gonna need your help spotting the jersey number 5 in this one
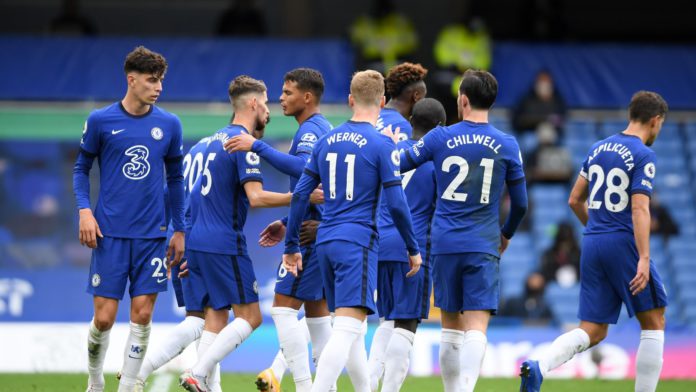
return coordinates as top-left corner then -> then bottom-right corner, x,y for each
441,156 -> 494,204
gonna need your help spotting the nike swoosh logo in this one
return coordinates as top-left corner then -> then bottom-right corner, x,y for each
157,278 -> 167,283
111,129 -> 126,135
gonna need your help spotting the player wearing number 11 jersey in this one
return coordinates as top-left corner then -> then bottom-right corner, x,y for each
520,91 -> 669,392
401,70 -> 528,392
284,70 -> 421,392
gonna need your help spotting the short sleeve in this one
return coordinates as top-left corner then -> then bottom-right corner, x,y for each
631,151 -> 656,197
579,152 -> 591,179
379,138 -> 402,188
80,112 -> 101,156
294,122 -> 320,156
167,115 -> 184,159
237,151 -> 264,184
505,137 -> 525,183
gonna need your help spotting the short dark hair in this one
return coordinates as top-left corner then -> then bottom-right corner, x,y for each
124,46 -> 167,78
459,69 -> 498,110
411,98 -> 446,134
228,75 -> 267,109
385,62 -> 428,98
284,68 -> 325,101
629,91 -> 668,124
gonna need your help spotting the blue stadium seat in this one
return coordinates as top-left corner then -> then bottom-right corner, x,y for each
597,120 -> 627,139
545,282 -> 580,324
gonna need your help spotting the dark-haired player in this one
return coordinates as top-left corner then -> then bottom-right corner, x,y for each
399,70 -> 528,392
73,46 -> 186,392
519,91 -> 668,392
178,75 -> 320,392
225,68 -> 333,392
368,61 -> 428,390
371,98 -> 445,392
375,62 -> 428,142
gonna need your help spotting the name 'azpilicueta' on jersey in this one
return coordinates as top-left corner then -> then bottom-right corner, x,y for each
588,142 -> 635,171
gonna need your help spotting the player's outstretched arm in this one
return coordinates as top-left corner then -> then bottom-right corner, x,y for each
243,181 -> 292,208
568,175 -> 590,226
225,133 -> 308,178
630,193 -> 651,295
500,179 -> 529,254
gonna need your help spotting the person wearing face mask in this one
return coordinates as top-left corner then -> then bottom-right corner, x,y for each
511,70 -> 567,138
500,272 -> 554,325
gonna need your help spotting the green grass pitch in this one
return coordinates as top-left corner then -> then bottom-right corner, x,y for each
0,373 -> 694,391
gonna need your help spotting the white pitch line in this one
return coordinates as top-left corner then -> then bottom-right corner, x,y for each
148,373 -> 175,392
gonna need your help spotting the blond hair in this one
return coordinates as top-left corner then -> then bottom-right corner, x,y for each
350,70 -> 385,107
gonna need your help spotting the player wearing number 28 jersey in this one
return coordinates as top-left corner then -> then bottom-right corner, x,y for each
520,91 -> 669,392
401,70 -> 528,392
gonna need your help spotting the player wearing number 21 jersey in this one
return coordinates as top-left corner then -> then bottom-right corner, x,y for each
400,70 -> 528,392
520,91 -> 669,392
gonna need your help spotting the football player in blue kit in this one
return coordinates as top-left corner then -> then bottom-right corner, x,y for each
178,75 -> 320,392
399,70 -> 528,392
519,91 -> 669,392
73,46 -> 186,392
374,62 -> 428,143
225,68 -> 333,392
283,70 -> 422,392
134,136 -> 226,392
368,61 -> 429,391
372,98 -> 446,392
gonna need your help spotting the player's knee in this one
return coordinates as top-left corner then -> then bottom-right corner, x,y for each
245,313 -> 262,330
93,315 -> 115,331
130,308 -> 153,325
394,319 -> 419,334
589,328 -> 608,346
638,309 -> 666,330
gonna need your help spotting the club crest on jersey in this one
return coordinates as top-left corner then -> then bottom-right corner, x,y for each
391,150 -> 401,166
644,162 -> 656,178
253,280 -> 259,294
301,133 -> 317,143
151,127 -> 163,140
91,273 -> 101,287
246,152 -> 260,165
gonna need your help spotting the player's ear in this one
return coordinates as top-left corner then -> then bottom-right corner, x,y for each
304,91 -> 312,104
348,94 -> 355,108
126,73 -> 136,87
379,95 -> 386,108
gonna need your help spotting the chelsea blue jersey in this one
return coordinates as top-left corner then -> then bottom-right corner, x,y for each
288,113 -> 332,221
187,125 -> 264,255
403,121 -> 525,257
580,133 -> 656,235
378,139 -> 436,263
166,137 -> 211,236
376,108 -> 412,142
305,121 -> 403,250
79,102 -> 183,238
